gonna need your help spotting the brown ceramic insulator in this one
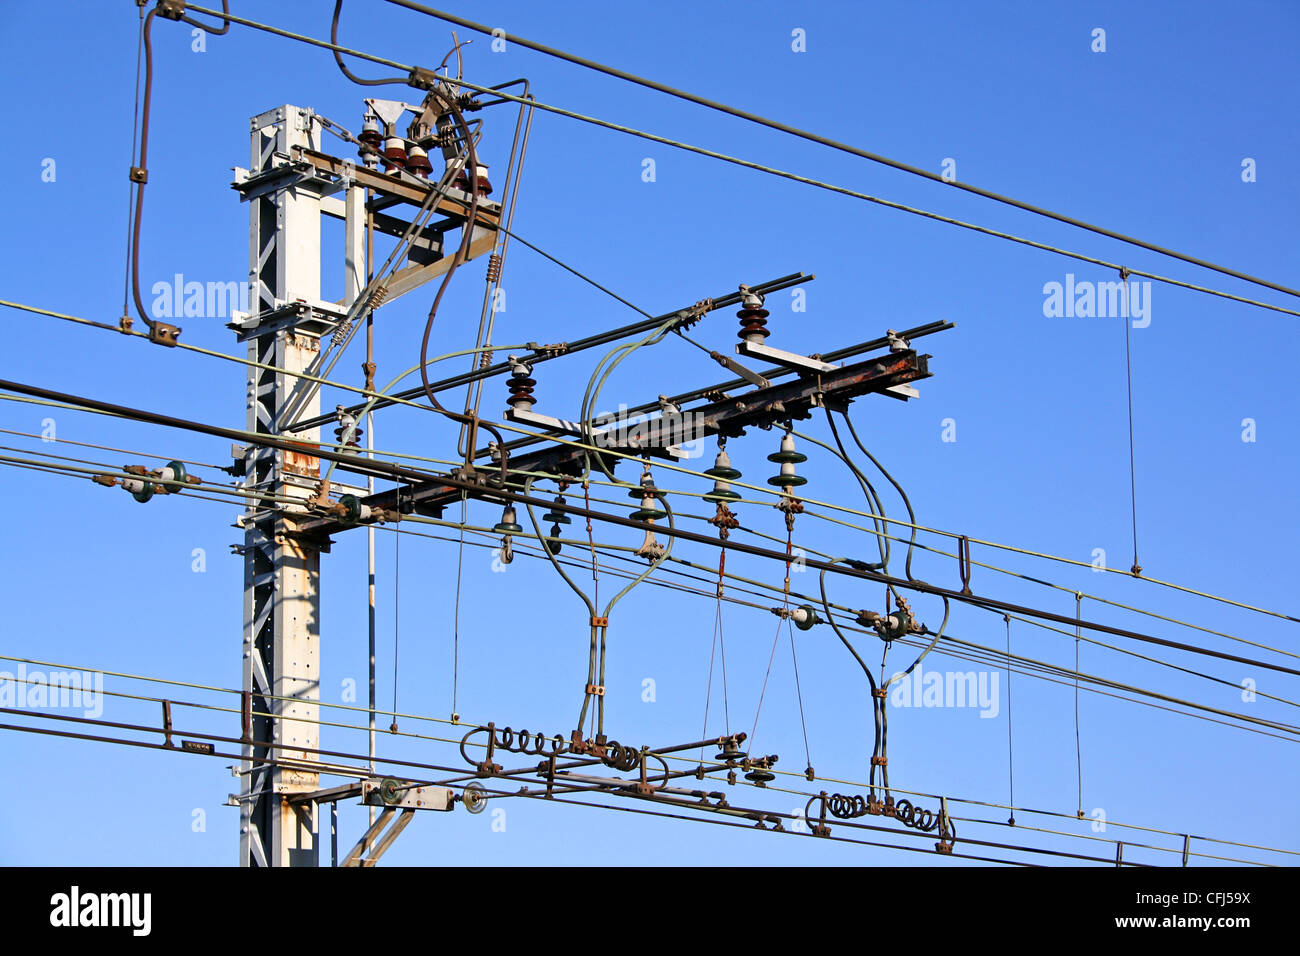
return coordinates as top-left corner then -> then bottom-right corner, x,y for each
506,375 -> 536,409
382,138 -> 407,173
455,168 -> 494,197
358,127 -> 382,165
736,303 -> 771,342
405,146 -> 433,178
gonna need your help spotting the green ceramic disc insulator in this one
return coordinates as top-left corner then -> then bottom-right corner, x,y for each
767,451 -> 807,465
794,605 -> 821,631
162,460 -> 188,488
339,494 -> 362,524
704,488 -> 742,502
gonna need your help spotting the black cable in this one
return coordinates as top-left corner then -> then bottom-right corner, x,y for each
4,374 -> 1298,676
383,0 -> 1300,303
180,0 -> 230,36
1075,593 -> 1084,817
414,102 -> 512,479
330,0 -> 406,86
179,3 -> 1300,321
1122,274 -> 1141,575
391,522 -> 400,732
841,410 -> 918,582
120,3 -> 145,324
824,410 -> 890,571
1005,614 -> 1015,826
128,3 -> 231,333
128,8 -> 159,331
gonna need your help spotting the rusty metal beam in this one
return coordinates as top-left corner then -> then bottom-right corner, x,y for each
291,145 -> 501,223
299,348 -> 930,537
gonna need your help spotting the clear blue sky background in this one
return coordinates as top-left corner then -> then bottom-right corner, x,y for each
0,1 -> 1295,865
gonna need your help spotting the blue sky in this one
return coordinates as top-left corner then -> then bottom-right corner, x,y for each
0,0 -> 1296,866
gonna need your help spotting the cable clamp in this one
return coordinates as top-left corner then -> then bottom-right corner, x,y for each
957,534 -> 973,595
590,616 -> 609,628
407,66 -> 440,91
871,756 -> 888,767
845,558 -> 883,572
157,0 -> 186,21
129,166 -> 148,184
525,341 -> 568,357
149,321 -> 181,347
584,683 -> 605,697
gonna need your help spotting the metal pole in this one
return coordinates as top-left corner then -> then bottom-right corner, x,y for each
366,363 -> 376,827
239,104 -> 325,867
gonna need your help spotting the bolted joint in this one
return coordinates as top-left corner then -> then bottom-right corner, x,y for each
406,66 -> 440,91
791,605 -> 821,630
148,321 -> 181,347
874,607 -> 912,642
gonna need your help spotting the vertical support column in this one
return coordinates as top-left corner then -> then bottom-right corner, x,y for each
342,178 -> 378,825
240,105 -> 324,867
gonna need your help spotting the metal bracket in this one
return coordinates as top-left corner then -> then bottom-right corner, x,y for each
340,807 -> 415,867
361,778 -> 455,811
149,322 -> 181,347
407,66 -> 440,91
737,339 -> 838,374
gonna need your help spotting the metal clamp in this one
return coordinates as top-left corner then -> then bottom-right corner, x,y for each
149,321 -> 181,347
